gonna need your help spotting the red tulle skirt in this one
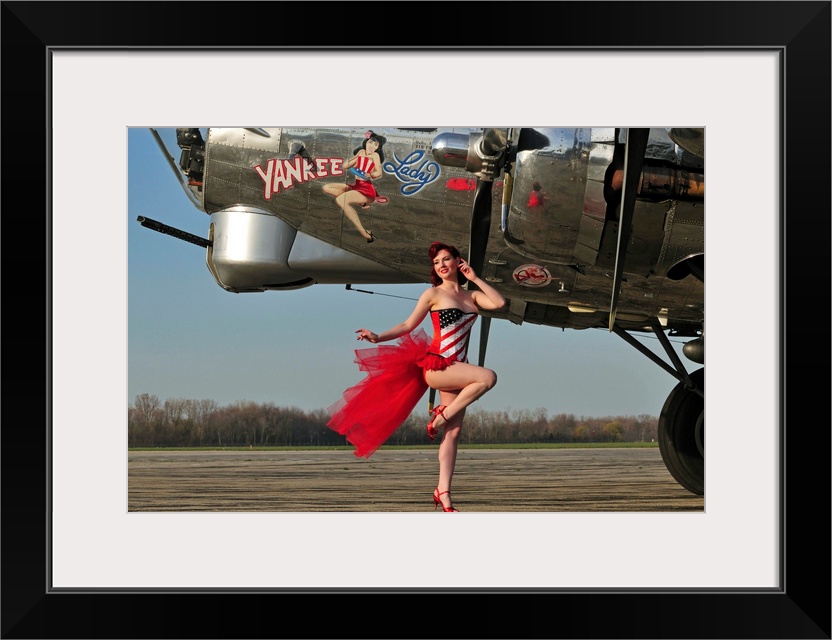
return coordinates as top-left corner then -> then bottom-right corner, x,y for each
327,329 -> 455,458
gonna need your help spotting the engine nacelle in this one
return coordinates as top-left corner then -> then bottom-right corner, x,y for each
503,127 -> 704,278
431,128 -> 508,181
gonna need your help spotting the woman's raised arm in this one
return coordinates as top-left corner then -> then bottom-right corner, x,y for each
459,260 -> 506,311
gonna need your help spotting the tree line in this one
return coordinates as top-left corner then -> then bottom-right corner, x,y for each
128,393 -> 659,448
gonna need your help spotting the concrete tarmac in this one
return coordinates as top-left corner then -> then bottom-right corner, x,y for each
128,447 -> 704,512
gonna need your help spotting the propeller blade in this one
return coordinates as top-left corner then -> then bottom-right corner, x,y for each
467,177 -> 495,369
467,178 -> 493,276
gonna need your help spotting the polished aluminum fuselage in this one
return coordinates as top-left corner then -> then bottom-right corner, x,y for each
192,126 -> 704,334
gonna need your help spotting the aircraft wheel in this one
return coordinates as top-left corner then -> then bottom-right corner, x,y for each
658,367 -> 704,495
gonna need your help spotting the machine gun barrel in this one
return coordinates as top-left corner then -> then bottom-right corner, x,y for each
136,216 -> 212,248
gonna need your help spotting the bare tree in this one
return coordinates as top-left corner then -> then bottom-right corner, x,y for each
131,393 -> 161,446
128,394 -> 660,448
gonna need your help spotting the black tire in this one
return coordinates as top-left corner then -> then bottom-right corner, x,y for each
658,367 -> 704,495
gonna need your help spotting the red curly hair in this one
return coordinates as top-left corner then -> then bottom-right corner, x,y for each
428,241 -> 467,287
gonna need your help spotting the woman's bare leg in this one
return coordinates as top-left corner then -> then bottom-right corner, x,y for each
424,362 -> 497,431
436,389 -> 462,509
322,183 -> 347,198
334,191 -> 372,240
426,363 -> 496,510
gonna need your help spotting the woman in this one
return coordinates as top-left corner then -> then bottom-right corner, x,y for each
326,241 -> 506,511
323,130 -> 387,243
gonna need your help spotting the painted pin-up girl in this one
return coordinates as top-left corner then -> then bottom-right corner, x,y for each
323,130 -> 388,243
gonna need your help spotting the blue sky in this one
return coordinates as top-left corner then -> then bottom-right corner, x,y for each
128,127 -> 691,418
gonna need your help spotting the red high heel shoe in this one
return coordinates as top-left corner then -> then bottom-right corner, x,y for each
432,489 -> 459,512
427,405 -> 447,440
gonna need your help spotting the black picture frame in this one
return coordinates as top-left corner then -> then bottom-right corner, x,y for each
3,1 -> 829,638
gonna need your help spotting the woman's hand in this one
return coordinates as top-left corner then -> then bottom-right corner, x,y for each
356,329 -> 379,343
458,259 -> 477,281
465,261 -> 507,311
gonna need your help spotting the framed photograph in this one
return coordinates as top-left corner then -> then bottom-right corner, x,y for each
5,1 -> 829,638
